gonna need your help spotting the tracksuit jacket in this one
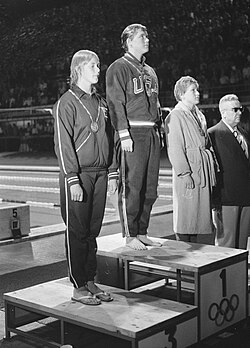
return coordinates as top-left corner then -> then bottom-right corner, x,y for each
106,52 -> 160,131
54,84 -> 118,182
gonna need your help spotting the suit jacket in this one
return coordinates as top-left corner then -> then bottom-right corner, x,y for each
208,120 -> 250,206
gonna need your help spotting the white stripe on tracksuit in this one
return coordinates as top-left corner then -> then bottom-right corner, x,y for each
121,150 -> 130,237
56,101 -> 78,288
55,100 -> 67,175
64,177 -> 78,288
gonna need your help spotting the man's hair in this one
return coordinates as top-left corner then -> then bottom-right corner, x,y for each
70,50 -> 99,86
121,23 -> 147,52
174,76 -> 199,102
219,94 -> 239,113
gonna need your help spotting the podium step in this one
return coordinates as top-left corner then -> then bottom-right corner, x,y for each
3,278 -> 198,348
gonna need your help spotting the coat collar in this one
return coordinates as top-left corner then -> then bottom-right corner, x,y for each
175,101 -> 199,115
218,120 -> 250,162
219,120 -> 249,142
175,101 -> 207,133
218,119 -> 234,133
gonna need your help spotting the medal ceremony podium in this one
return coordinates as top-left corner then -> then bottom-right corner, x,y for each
96,233 -> 248,342
3,232 -> 248,347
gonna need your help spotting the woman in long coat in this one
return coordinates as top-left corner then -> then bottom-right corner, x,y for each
165,76 -> 217,244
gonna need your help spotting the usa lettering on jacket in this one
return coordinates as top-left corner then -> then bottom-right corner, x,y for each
132,74 -> 158,96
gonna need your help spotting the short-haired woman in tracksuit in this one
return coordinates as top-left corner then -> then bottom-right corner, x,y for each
53,50 -> 118,305
106,24 -> 162,250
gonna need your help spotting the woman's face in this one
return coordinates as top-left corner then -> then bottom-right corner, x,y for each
79,57 -> 100,85
181,83 -> 200,107
128,28 -> 149,56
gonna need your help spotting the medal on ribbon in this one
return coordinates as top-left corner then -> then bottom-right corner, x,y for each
91,121 -> 99,133
69,89 -> 101,134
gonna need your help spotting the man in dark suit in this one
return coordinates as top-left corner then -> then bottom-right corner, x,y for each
208,94 -> 250,249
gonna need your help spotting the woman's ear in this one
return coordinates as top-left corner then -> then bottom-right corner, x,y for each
76,65 -> 83,79
127,37 -> 132,50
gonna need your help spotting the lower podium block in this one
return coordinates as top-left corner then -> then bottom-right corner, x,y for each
4,277 -> 198,348
0,202 -> 30,240
138,317 -> 197,348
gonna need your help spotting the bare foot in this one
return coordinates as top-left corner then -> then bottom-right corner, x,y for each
137,234 -> 162,247
126,237 -> 147,250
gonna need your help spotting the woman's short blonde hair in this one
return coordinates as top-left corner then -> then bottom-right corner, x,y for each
121,23 -> 147,52
70,50 -> 99,86
174,76 -> 199,102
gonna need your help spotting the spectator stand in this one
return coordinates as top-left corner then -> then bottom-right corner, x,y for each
0,0 -> 250,111
0,106 -> 53,152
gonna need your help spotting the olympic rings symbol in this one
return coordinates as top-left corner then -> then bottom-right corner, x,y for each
208,294 -> 239,327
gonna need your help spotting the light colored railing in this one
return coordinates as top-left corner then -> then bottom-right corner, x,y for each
0,81 -> 249,118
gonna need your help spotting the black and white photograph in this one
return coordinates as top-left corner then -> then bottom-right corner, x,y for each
0,1 -> 250,347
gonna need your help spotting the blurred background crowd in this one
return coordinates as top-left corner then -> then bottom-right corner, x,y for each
0,0 -> 249,144
0,0 -> 249,108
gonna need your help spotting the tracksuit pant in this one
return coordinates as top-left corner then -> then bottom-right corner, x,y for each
59,169 -> 107,288
118,127 -> 160,237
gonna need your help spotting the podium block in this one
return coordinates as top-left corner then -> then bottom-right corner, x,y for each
199,259 -> 247,339
4,278 -> 198,348
97,234 -> 248,341
0,203 -> 30,240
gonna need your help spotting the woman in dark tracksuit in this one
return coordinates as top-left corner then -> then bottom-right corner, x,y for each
106,24 -> 162,250
53,50 -> 118,305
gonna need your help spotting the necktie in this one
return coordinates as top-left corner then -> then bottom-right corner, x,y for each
233,130 -> 248,157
